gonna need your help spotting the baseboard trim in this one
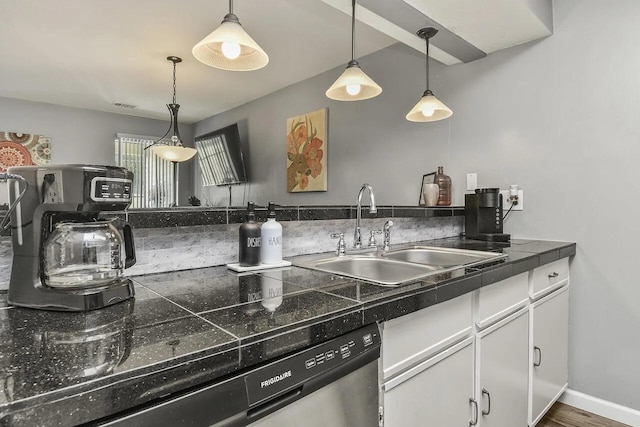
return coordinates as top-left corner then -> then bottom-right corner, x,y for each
559,389 -> 640,426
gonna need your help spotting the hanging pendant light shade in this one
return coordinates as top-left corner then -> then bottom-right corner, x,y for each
406,28 -> 452,122
192,0 -> 268,71
151,56 -> 197,162
326,0 -> 381,101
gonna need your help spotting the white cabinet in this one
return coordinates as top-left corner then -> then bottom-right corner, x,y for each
382,293 -> 473,380
529,287 -> 569,426
380,257 -> 570,427
474,308 -> 530,427
383,338 -> 474,427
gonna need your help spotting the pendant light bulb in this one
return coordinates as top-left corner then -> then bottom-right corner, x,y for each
221,41 -> 241,59
346,84 -> 361,96
406,27 -> 452,123
326,0 -> 381,101
421,106 -> 435,117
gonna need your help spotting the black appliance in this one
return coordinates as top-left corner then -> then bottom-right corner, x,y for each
6,164 -> 136,311
465,188 -> 510,242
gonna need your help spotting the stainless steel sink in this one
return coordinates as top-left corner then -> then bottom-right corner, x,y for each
309,256 -> 439,286
381,246 -> 507,268
291,246 -> 507,287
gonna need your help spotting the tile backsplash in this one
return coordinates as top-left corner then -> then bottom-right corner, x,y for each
0,216 -> 463,289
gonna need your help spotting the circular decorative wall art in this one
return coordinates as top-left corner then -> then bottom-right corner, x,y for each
0,141 -> 33,170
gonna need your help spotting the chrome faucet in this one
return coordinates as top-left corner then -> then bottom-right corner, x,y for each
354,183 -> 377,249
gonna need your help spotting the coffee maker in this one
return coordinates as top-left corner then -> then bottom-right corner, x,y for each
464,188 -> 510,242
7,164 -> 136,311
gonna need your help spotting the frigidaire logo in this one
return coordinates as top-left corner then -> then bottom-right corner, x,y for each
260,370 -> 292,388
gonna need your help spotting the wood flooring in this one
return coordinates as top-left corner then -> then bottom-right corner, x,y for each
537,402 -> 630,427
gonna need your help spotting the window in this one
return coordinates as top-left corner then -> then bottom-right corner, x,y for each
115,134 -> 174,208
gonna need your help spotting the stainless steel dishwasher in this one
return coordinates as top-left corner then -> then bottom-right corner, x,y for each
100,323 -> 381,427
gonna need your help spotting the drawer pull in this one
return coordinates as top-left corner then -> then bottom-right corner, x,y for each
548,272 -> 559,279
534,346 -> 542,367
482,388 -> 491,415
469,397 -> 478,426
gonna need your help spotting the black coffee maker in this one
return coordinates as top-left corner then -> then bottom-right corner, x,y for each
6,164 -> 136,311
464,188 -> 510,242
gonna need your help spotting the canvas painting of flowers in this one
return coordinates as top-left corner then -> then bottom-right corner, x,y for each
286,108 -> 327,192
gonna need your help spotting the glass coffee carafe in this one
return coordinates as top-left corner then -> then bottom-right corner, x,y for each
43,218 -> 136,289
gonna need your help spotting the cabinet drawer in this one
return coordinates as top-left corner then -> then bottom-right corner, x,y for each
476,272 -> 529,330
530,258 -> 569,300
382,293 -> 473,380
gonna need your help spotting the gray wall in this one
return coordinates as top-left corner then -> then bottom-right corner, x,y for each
193,43 -> 451,207
0,97 -> 195,205
194,0 -> 640,411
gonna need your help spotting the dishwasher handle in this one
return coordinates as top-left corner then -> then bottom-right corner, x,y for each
247,386 -> 303,421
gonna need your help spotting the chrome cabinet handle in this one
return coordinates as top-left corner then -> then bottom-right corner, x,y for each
482,388 -> 491,416
469,397 -> 478,426
534,346 -> 542,367
548,272 -> 559,278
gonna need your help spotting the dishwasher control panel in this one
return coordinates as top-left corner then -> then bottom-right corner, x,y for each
245,323 -> 380,406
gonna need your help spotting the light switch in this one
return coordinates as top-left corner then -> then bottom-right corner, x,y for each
466,173 -> 477,191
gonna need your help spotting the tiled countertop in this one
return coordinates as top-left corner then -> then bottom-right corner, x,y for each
0,237 -> 576,426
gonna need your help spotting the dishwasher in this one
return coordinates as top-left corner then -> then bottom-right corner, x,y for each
100,323 -> 381,427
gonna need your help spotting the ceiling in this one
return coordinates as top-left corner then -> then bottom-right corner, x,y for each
0,0 -> 396,123
0,0 -> 552,124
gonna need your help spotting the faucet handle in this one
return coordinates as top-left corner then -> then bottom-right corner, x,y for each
330,233 -> 346,256
383,220 -> 394,251
368,230 -> 383,248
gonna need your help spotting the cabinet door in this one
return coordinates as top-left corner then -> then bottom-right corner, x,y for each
530,287 -> 569,425
476,308 -> 529,427
383,338 -> 474,427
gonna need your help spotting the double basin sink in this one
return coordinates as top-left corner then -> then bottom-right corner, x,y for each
292,246 -> 508,286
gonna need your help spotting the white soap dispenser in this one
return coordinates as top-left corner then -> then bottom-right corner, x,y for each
260,202 -> 283,264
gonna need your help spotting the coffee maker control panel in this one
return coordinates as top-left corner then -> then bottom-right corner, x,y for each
90,177 -> 132,202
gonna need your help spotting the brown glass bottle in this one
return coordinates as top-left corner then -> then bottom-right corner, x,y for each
435,166 -> 452,206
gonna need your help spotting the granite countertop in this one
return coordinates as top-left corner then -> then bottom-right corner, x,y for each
0,237 -> 576,426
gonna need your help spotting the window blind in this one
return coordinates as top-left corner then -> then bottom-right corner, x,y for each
115,134 -> 174,208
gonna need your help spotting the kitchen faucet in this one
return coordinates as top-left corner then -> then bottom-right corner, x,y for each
354,183 -> 377,249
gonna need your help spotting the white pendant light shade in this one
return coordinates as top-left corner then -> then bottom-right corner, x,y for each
406,91 -> 452,122
326,0 -> 381,102
192,12 -> 268,71
152,145 -> 197,162
326,61 -> 382,101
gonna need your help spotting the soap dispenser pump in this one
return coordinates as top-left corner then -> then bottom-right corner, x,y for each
238,201 -> 261,266
260,202 -> 283,265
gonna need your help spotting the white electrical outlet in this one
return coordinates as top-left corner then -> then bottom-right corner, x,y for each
500,189 -> 524,211
466,173 -> 477,191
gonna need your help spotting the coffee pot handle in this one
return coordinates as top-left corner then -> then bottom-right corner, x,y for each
123,223 -> 136,269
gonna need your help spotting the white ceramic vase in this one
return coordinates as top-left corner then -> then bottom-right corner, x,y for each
423,183 -> 440,207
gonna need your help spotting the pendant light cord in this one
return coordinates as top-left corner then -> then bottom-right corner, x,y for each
229,0 -> 233,14
172,61 -> 177,104
425,36 -> 430,92
351,0 -> 356,61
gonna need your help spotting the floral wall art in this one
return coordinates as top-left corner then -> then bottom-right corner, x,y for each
286,108 -> 327,192
0,132 -> 51,172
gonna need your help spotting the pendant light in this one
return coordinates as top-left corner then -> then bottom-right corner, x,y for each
406,28 -> 452,122
192,0 -> 268,71
326,0 -> 381,101
151,56 -> 197,163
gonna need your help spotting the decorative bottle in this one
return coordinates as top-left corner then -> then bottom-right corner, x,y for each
260,202 -> 283,264
435,166 -> 452,206
238,201 -> 261,266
